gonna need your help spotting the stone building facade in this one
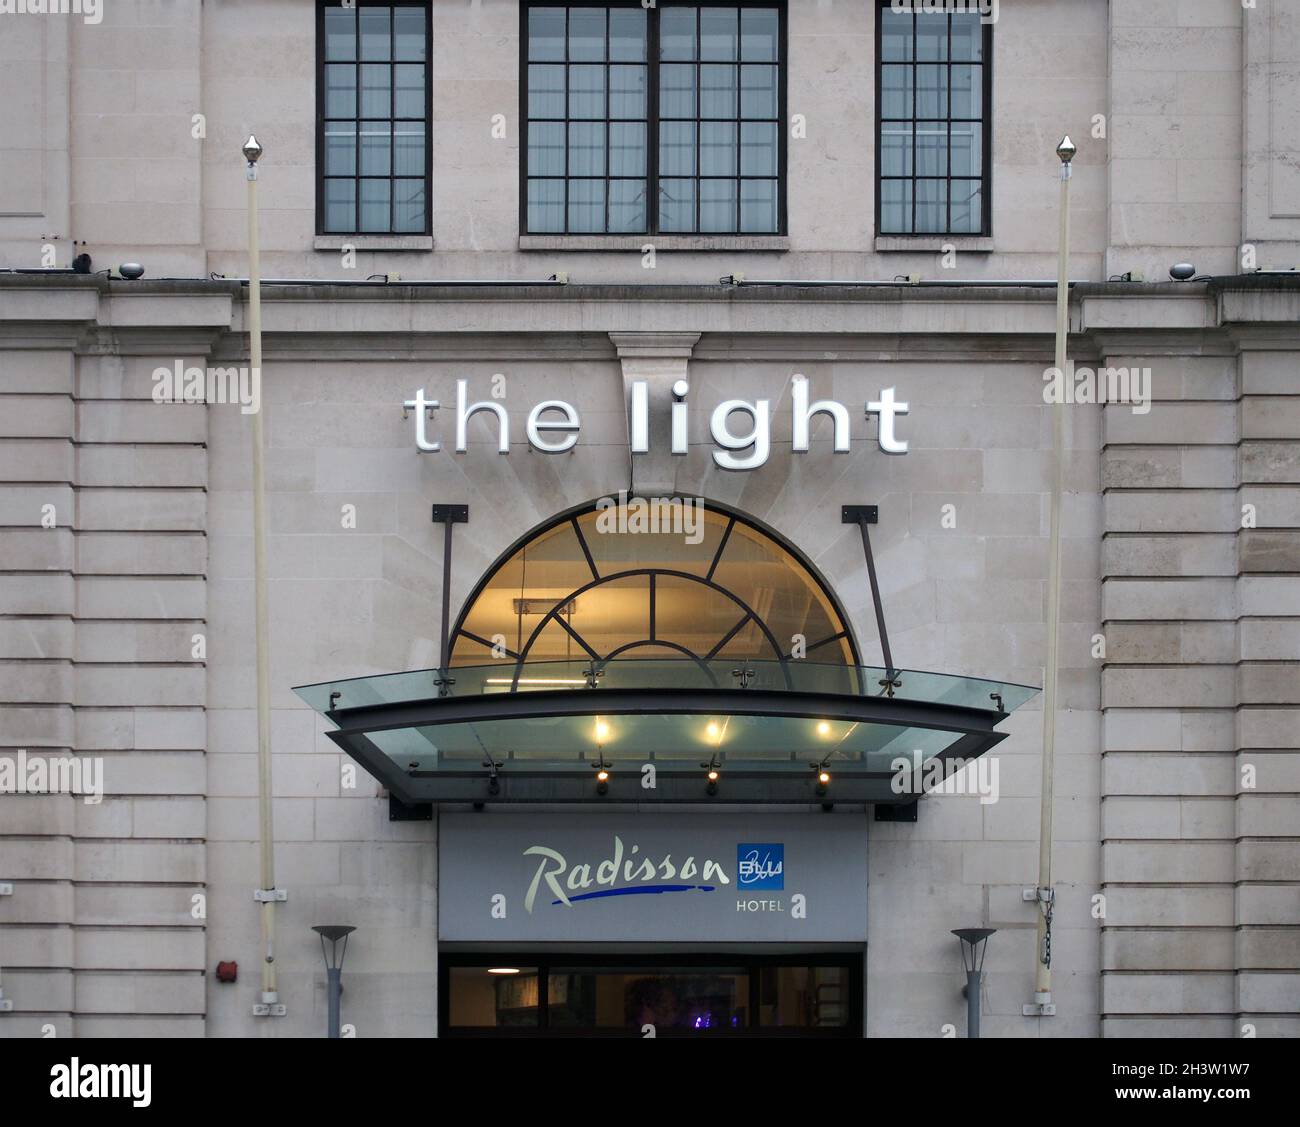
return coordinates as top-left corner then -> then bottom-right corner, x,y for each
0,0 -> 1296,1038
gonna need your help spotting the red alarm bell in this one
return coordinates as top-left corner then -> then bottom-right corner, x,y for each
215,961 -> 238,983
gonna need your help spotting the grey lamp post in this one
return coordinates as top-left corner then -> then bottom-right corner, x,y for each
312,925 -> 355,1038
953,927 -> 996,1039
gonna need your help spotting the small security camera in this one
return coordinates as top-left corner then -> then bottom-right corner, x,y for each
1169,263 -> 1196,281
118,263 -> 145,280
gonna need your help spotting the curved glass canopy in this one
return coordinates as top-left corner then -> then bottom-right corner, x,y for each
296,659 -> 1037,806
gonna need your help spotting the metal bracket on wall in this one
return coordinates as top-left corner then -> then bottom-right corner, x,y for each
0,882 -> 13,896
389,793 -> 433,821
253,1001 -> 288,1017
252,888 -> 287,903
874,801 -> 918,823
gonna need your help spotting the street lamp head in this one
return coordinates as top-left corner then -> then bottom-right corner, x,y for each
312,924 -> 356,970
242,134 -> 263,164
953,927 -> 997,973
1055,135 -> 1076,164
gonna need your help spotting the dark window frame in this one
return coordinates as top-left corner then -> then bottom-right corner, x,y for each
873,1 -> 993,237
315,0 -> 433,236
519,1 -> 788,237
441,951 -> 863,1037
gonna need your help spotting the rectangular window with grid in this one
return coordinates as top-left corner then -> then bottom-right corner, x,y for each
317,2 -> 431,235
876,2 -> 991,236
522,3 -> 785,236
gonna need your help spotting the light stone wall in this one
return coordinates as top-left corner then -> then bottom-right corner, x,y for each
1092,289 -> 1300,1038
0,0 -> 1298,1041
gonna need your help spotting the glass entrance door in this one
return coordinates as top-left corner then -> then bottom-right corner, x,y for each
442,954 -> 861,1036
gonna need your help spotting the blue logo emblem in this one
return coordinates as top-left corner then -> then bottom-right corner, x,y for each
737,843 -> 784,890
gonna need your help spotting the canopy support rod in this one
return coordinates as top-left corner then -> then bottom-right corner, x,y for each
842,506 -> 895,683
431,504 -> 469,686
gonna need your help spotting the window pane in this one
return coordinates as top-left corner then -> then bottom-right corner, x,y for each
610,65 -> 647,119
610,121 -> 647,177
394,7 -> 426,61
325,64 -> 356,118
915,122 -> 947,176
915,178 -> 947,232
951,64 -> 982,119
528,179 -> 565,232
950,122 -> 981,177
700,7 -> 738,60
915,64 -> 947,119
758,966 -> 849,1028
569,64 -> 605,118
359,6 -> 390,60
740,178 -> 777,232
569,7 -> 605,61
395,64 -> 425,118
610,7 -> 647,61
880,65 -> 911,118
568,121 -> 605,176
609,179 -> 647,232
740,65 -> 777,119
529,7 -> 565,61
324,7 -> 355,61
359,121 -> 392,175
323,178 -> 355,232
360,63 -> 391,118
880,7 -> 912,62
529,64 -> 565,118
529,121 -> 565,176
881,122 -> 912,176
660,63 -> 696,118
324,122 -> 356,176
951,14 -> 983,62
880,179 -> 911,233
700,178 -> 737,231
393,123 -> 424,176
951,180 -> 982,234
568,179 -> 606,232
659,121 -> 696,176
393,178 -> 425,231
659,177 -> 697,231
915,13 -> 947,61
661,7 -> 696,60
360,178 -> 391,231
448,967 -> 541,1029
700,121 -> 737,176
700,63 -> 737,118
740,121 -> 776,176
741,8 -> 778,62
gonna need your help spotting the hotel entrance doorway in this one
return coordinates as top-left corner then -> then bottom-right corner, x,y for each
441,953 -> 861,1037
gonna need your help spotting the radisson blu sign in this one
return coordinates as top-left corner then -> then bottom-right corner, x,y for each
438,813 -> 868,943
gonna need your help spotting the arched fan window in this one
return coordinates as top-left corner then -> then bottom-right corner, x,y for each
449,500 -> 857,668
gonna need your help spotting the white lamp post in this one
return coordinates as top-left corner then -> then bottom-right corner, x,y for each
244,134 -> 282,1016
1030,135 -> 1075,1017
